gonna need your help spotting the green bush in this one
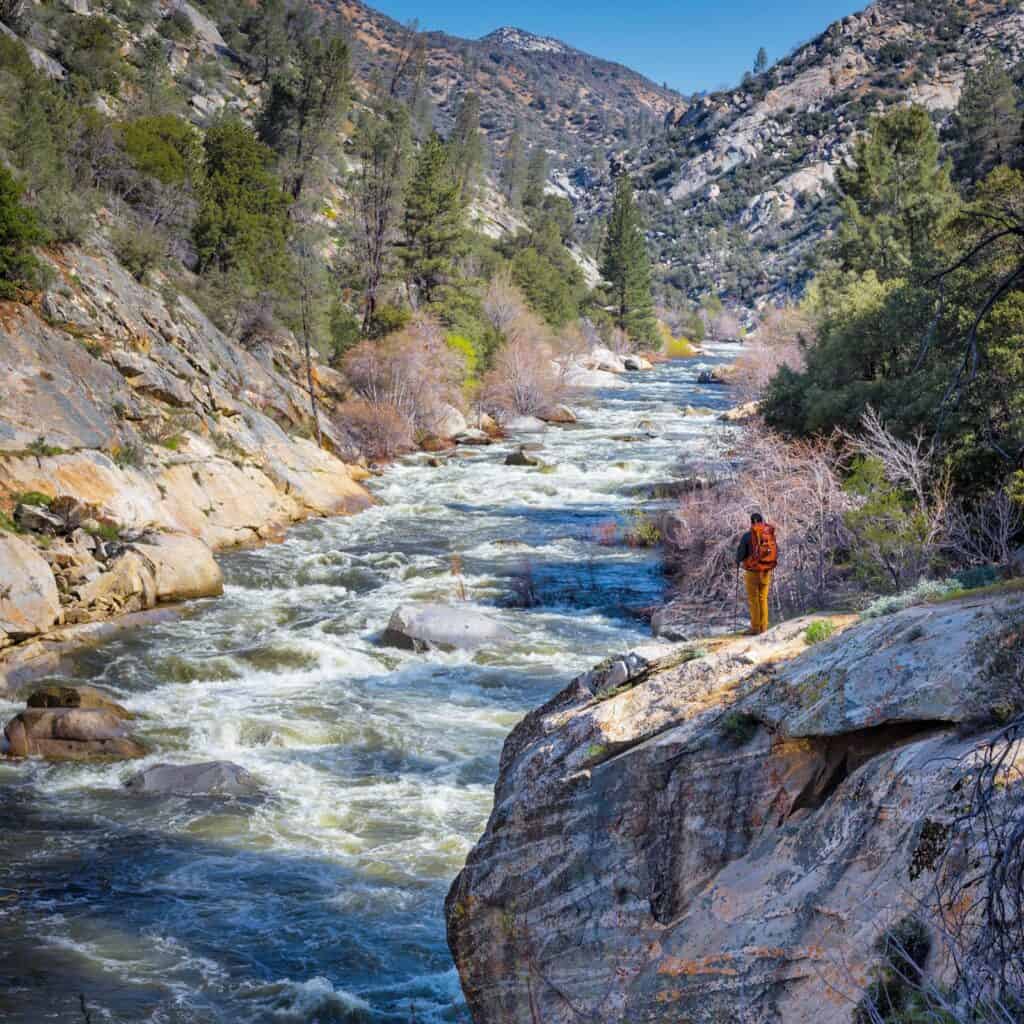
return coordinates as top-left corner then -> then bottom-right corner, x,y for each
57,14 -> 122,95
158,8 -> 194,41
804,620 -> 836,645
720,711 -> 760,746
120,115 -> 200,186
110,222 -> 165,282
0,165 -> 46,299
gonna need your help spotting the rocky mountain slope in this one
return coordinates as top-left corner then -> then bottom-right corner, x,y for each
0,242 -> 371,690
575,0 -> 1024,302
447,590 -> 1024,1022
321,0 -> 681,158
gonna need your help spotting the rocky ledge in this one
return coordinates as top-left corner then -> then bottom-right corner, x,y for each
1,243 -> 372,691
447,590 -> 1024,1023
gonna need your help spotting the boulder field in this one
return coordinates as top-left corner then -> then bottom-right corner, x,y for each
0,244 -> 372,689
446,590 -> 1024,1023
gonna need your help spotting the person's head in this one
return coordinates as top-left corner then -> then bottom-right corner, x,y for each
750,512 -> 764,525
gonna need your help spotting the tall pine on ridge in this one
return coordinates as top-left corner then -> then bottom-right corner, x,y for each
398,132 -> 464,306
600,174 -> 656,344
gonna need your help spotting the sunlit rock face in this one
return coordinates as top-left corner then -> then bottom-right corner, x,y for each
447,593 -> 1024,1023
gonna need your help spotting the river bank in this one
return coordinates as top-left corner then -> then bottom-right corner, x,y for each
0,346 -> 741,1022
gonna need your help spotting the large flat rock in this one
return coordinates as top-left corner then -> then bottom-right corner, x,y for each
447,593 -> 1024,1024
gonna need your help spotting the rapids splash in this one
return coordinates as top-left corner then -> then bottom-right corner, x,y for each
0,347 -> 738,1023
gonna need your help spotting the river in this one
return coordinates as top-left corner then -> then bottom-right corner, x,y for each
0,346 -> 737,1023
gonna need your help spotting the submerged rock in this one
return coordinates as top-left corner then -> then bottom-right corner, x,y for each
125,761 -> 260,797
382,603 -> 510,652
504,447 -> 542,467
446,593 -> 1024,1024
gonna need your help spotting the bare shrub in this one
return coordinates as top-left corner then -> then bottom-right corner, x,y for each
732,305 -> 811,401
840,408 -> 951,591
343,314 -> 465,435
482,272 -> 527,336
665,425 -> 854,621
479,314 -> 565,418
336,398 -> 414,459
948,489 -> 1024,573
710,309 -> 742,341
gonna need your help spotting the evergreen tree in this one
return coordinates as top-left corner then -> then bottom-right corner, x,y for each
835,105 -> 957,282
257,28 -> 349,202
949,55 -> 1020,185
754,47 -> 768,75
398,132 -> 464,306
0,164 -> 45,298
352,97 -> 412,330
193,117 -> 291,290
522,145 -> 547,212
447,91 -> 485,202
248,0 -> 288,82
599,174 -> 656,343
501,125 -> 526,205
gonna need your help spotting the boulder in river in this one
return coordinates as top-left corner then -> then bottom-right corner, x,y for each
538,405 -> 577,424
502,415 -> 548,434
382,604 -> 510,652
27,684 -> 132,720
623,355 -> 654,371
125,761 -> 260,797
505,447 -> 542,467
719,400 -> 761,423
4,706 -> 145,760
453,429 -> 492,446
563,365 -> 623,390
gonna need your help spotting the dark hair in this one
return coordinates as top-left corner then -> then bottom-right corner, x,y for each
751,512 -> 764,524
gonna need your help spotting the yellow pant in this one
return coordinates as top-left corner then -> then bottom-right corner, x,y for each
745,570 -> 773,634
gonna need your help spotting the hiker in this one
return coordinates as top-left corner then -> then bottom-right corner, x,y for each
736,512 -> 778,635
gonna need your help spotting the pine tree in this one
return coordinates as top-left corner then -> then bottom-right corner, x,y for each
522,145 -> 547,212
754,47 -> 768,75
501,125 -> 526,205
193,117 -> 291,290
249,0 -> 288,82
447,91 -> 485,202
949,55 -> 1020,185
398,132 -> 464,306
836,106 -> 958,281
257,28 -> 349,202
599,174 -> 656,343
353,97 -> 412,330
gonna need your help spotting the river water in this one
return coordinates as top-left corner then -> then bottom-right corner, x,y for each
0,347 -> 736,1023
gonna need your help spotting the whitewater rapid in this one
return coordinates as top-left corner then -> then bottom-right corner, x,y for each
0,347 -> 738,1023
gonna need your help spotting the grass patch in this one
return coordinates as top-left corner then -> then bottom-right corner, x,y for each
86,522 -> 120,542
804,619 -> 836,645
11,491 -> 52,508
27,436 -> 65,458
0,511 -> 19,532
161,433 -> 185,451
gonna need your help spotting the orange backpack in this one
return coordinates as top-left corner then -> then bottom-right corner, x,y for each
743,522 -> 778,572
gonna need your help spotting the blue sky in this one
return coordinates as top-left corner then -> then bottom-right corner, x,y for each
369,0 -> 865,94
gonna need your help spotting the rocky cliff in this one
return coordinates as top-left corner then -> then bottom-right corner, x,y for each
447,590 -> 1024,1022
0,242 -> 371,689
